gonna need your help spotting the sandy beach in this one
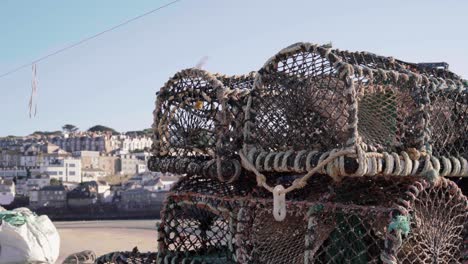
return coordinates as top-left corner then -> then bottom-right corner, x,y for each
55,220 -> 158,263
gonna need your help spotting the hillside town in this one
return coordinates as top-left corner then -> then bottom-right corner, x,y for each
0,126 -> 179,218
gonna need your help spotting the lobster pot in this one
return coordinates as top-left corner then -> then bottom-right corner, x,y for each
156,174 -> 254,263
157,176 -> 467,263
244,43 -> 431,177
335,49 -> 468,157
152,69 -> 223,159
150,69 -> 253,181
247,43 -> 353,153
333,50 -> 429,153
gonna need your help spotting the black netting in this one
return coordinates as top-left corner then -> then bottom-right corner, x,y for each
310,209 -> 387,264
214,73 -> 255,160
250,46 -> 350,152
153,70 -> 221,158
250,208 -> 307,264
428,88 -> 468,159
150,69 -> 253,181
355,80 -> 425,152
158,195 -> 237,263
331,50 -> 426,152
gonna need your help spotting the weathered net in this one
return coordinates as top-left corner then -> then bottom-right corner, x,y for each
396,180 -> 467,263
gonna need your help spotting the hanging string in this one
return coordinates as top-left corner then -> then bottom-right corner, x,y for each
29,64 -> 38,118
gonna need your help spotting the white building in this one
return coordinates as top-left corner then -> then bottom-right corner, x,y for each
158,176 -> 179,191
96,181 -> 113,203
0,179 -> 15,205
82,168 -> 106,181
0,167 -> 40,178
119,155 -> 145,175
137,163 -> 147,174
40,158 -> 82,183
139,174 -> 179,192
121,136 -> 152,152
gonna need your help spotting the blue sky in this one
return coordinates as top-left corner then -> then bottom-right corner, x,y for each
1,0 -> 467,136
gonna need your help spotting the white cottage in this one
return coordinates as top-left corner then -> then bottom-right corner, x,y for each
0,179 -> 15,205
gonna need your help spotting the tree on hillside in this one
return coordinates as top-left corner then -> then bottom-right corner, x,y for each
30,131 -> 62,137
142,128 -> 153,136
88,125 -> 118,134
125,128 -> 152,137
62,124 -> 79,133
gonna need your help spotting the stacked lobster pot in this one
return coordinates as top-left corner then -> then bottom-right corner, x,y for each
150,43 -> 468,263
150,69 -> 254,183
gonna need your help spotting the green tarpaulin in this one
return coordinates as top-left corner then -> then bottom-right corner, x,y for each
0,211 -> 27,227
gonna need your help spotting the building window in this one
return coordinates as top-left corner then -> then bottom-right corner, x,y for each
69,171 -> 76,176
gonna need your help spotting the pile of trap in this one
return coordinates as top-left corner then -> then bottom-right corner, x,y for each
150,43 -> 468,263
